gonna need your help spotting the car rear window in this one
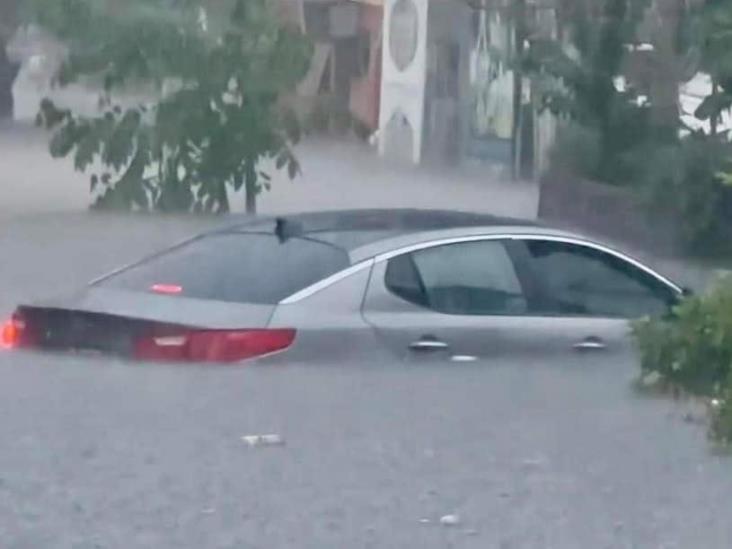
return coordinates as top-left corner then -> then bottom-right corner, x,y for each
99,233 -> 350,304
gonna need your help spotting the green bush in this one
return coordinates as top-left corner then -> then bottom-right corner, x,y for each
629,135 -> 732,252
549,126 -> 732,253
634,276 -> 732,442
549,103 -> 652,187
549,124 -> 602,180
710,378 -> 732,444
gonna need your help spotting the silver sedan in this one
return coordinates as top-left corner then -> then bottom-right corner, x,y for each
2,209 -> 683,364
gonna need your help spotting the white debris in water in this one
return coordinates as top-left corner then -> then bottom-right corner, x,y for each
439,514 -> 461,526
241,434 -> 285,447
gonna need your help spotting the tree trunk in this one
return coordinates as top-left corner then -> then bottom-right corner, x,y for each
0,38 -> 20,119
711,79 -> 719,138
649,0 -> 682,131
217,180 -> 231,213
511,0 -> 527,181
245,181 -> 257,214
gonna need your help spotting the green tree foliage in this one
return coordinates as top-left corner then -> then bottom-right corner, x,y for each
654,0 -> 732,249
685,0 -> 732,134
686,0 -> 732,213
0,0 -> 20,39
28,0 -> 311,213
628,133 -> 732,250
526,0 -> 732,249
525,0 -> 653,182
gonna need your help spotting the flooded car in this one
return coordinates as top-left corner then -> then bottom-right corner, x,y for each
3,209 -> 683,364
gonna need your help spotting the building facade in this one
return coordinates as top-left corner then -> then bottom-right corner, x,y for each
287,0 -> 384,132
378,0 -> 558,179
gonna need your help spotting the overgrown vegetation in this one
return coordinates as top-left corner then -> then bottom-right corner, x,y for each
26,0 -> 311,213
526,0 -> 653,183
630,135 -> 732,251
634,277 -> 732,443
528,0 -> 732,251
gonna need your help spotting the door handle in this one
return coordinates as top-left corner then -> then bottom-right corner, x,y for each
409,338 -> 449,352
573,337 -> 606,351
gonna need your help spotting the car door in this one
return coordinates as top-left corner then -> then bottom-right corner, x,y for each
361,236 -> 681,363
512,236 -> 682,354
362,237 -> 578,363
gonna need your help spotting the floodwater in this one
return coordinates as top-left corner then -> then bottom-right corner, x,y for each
1,212 -> 731,548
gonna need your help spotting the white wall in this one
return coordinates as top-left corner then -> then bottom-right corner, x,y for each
378,0 -> 430,164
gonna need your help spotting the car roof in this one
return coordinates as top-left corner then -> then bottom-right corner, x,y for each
227,208 -> 536,228
348,223 -> 583,263
210,208 -> 592,261
216,208 -> 548,250
267,208 -> 541,232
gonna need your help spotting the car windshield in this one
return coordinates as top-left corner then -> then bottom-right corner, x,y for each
99,233 -> 350,304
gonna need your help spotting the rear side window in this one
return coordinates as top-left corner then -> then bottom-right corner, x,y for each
99,233 -> 350,304
385,240 -> 527,315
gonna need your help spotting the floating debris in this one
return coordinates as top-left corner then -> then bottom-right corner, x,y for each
241,434 -> 285,447
439,514 -> 461,526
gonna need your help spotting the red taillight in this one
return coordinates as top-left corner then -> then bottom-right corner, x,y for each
1,314 -> 25,350
134,329 -> 296,363
150,284 -> 183,295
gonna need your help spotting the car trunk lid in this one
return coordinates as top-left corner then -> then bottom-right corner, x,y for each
6,288 -> 292,363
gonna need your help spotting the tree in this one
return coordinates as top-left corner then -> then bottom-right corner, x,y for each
524,0 -> 656,182
463,0 -> 663,181
619,0 -> 732,249
0,0 -> 21,118
28,0 -> 311,213
686,0 -> 732,138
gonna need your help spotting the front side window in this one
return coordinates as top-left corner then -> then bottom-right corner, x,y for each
524,240 -> 678,318
385,240 -> 527,315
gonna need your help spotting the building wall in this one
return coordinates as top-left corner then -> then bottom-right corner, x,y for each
293,0 -> 383,131
274,0 -> 306,30
423,0 -> 471,164
349,4 -> 383,130
396,0 -> 558,178
378,0 -> 519,168
378,0 -> 430,164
